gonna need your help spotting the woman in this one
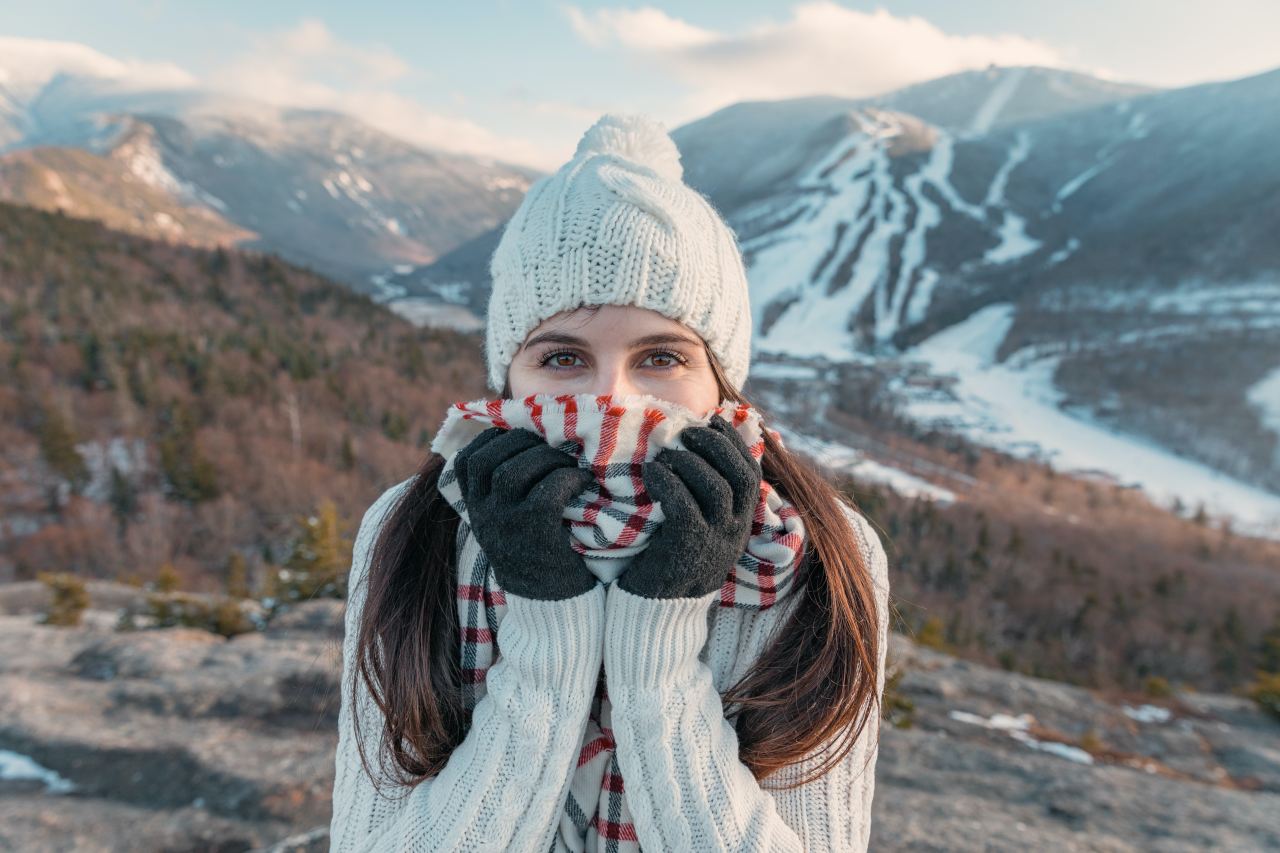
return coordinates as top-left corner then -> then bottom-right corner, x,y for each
329,114 -> 891,852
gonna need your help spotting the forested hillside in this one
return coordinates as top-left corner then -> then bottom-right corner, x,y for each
0,201 -> 487,592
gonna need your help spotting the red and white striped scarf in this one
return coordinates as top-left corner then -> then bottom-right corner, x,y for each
431,392 -> 807,851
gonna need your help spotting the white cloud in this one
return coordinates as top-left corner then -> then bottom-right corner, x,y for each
208,18 -> 411,98
204,19 -> 558,169
563,5 -> 718,52
562,1 -> 1075,123
0,35 -> 196,99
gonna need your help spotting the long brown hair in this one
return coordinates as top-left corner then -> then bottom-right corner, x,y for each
350,324 -> 884,793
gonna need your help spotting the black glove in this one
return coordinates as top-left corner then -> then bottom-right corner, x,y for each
451,426 -> 599,602
617,414 -> 763,600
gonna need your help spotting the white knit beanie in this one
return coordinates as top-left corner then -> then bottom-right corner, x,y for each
483,112 -> 754,394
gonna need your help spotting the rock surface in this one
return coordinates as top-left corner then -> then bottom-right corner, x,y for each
0,586 -> 342,851
871,641 -> 1280,851
1,586 -> 1277,851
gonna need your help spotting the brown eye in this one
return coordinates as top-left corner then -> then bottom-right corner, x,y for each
644,350 -> 688,369
538,350 -> 583,369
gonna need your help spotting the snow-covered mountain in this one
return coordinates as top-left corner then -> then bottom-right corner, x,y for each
0,36 -> 542,290
674,65 -> 1280,521
922,68 -> 1280,506
403,65 -> 1280,530
866,65 -> 1159,135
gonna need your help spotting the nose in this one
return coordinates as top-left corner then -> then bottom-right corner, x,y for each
590,357 -> 640,399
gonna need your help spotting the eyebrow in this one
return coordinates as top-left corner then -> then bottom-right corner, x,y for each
519,330 -> 704,352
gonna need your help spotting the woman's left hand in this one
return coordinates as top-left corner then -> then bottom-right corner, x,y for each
616,414 -> 762,600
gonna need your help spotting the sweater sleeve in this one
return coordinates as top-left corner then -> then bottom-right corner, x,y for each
602,501 -> 891,852
329,480 -> 607,853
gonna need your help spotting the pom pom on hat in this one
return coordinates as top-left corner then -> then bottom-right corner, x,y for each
573,113 -> 684,183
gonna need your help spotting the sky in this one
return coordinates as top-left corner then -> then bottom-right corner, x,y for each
2,1 -> 1278,170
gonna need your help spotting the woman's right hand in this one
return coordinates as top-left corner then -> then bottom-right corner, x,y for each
451,426 -> 599,601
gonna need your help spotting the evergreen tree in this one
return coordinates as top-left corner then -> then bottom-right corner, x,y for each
381,409 -> 409,441
158,399 -> 219,502
916,615 -> 947,650
280,499 -> 354,601
37,399 -> 89,492
155,561 -> 181,593
225,552 -> 251,599
108,464 -> 139,529
38,572 -> 90,627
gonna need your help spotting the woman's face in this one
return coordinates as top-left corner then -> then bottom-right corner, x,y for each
507,304 -> 721,416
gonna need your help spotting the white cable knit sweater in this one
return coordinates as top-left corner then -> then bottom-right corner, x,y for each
329,475 -> 891,852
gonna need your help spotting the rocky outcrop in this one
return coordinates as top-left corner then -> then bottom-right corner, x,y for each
871,640 -> 1280,850
0,592 -> 344,851
1,590 -> 1277,851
